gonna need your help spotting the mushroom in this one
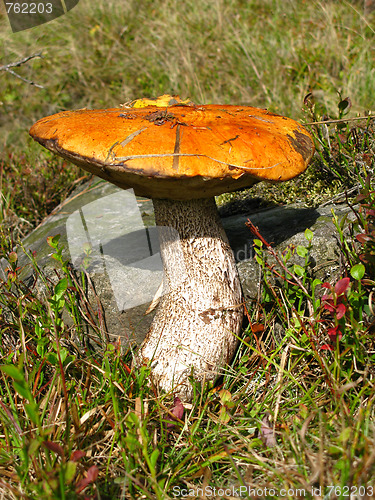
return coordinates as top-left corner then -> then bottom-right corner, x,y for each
29,95 -> 314,400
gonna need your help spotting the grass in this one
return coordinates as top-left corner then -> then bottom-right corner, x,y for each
1,188 -> 375,498
1,0 -> 375,497
1,0 -> 375,145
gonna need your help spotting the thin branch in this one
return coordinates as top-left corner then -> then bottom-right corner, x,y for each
0,52 -> 43,71
304,115 -> 375,126
0,52 -> 44,88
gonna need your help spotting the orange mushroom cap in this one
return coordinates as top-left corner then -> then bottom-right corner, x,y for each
29,99 -> 314,200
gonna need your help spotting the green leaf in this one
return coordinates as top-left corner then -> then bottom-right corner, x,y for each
218,405 -> 231,424
350,263 -> 365,281
48,297 -> 66,314
64,355 -> 76,367
293,264 -> 305,277
312,278 -> 322,287
65,461 -> 77,484
13,381 -> 32,401
46,234 -> 61,248
328,445 -> 343,456
253,239 -> 263,248
338,427 -> 352,443
0,364 -> 24,382
219,389 -> 232,404
46,353 -> 58,365
263,291 -> 273,302
296,245 -> 309,258
304,228 -> 313,242
36,344 -> 44,356
283,248 -> 292,262
35,322 -> 42,338
124,435 -> 139,451
126,412 -> 140,426
8,251 -> 18,264
158,477 -> 167,489
54,278 -> 68,301
150,449 -> 160,469
24,403 -> 40,426
28,438 -> 41,457
255,255 -> 263,266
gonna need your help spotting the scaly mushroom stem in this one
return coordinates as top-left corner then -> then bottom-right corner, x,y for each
138,197 -> 243,401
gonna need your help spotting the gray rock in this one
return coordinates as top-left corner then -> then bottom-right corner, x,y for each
2,177 -> 351,349
221,203 -> 351,301
2,178 -> 159,350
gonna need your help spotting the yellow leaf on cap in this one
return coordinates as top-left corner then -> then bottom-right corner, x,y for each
131,94 -> 193,108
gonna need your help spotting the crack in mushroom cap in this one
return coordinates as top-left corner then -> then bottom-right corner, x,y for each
29,104 -> 314,200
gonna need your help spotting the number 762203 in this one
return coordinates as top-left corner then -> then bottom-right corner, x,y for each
6,3 -> 53,14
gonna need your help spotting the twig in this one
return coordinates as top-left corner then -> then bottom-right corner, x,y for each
0,52 -> 43,71
320,184 -> 361,207
0,52 -> 44,88
304,115 -> 374,126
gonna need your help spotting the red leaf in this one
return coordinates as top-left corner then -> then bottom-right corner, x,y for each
335,303 -> 346,320
356,193 -> 367,202
321,294 -> 331,301
356,233 -> 371,244
251,323 -> 264,334
327,326 -> 343,341
327,325 -> 339,337
172,397 -> 184,420
334,277 -> 350,296
320,344 -> 334,351
321,282 -> 332,289
75,465 -> 99,494
166,397 -> 185,428
260,413 -> 276,448
43,441 -> 64,457
70,450 -> 86,462
322,298 -> 335,312
86,466 -> 99,482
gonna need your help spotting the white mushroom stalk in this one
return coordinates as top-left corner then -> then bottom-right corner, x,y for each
139,197 -> 243,400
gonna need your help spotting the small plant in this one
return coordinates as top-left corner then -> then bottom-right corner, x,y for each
351,175 -> 375,275
319,277 -> 351,349
250,222 -> 317,323
303,92 -> 375,186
